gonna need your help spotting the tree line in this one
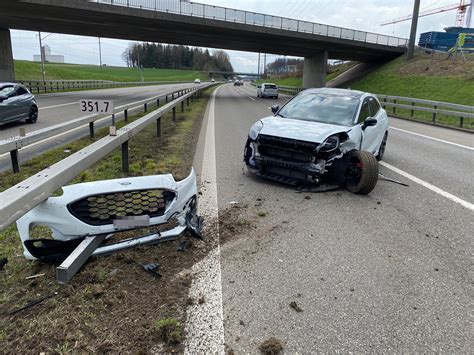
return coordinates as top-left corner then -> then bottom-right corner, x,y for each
122,43 -> 233,72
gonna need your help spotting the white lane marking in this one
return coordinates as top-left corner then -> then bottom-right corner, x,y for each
248,96 -> 256,101
184,85 -> 225,353
39,102 -> 76,110
390,126 -> 473,150
380,161 -> 474,211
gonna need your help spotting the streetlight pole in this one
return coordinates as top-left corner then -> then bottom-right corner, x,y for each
98,37 -> 102,67
38,31 -> 45,81
407,0 -> 421,60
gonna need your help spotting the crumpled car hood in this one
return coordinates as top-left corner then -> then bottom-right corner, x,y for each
259,116 -> 350,143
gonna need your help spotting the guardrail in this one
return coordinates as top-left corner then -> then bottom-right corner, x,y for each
378,95 -> 474,129
0,85 -> 202,173
0,83 -> 214,232
95,0 -> 407,48
14,79 -> 190,94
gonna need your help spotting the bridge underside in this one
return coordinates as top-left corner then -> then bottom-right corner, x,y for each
0,0 -> 405,86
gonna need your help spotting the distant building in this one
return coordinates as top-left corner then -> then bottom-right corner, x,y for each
33,45 -> 65,63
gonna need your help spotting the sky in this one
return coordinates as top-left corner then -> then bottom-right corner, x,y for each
10,0 -> 468,73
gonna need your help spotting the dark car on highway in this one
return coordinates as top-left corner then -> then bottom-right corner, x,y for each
0,82 -> 38,126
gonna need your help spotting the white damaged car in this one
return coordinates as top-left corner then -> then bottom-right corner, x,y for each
244,88 -> 389,194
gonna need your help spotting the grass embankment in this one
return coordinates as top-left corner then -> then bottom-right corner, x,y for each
351,52 -> 474,129
14,60 -> 208,82
0,86 -> 216,352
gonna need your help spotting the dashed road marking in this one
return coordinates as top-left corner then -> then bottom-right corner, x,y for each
380,161 -> 474,211
249,97 -> 256,101
39,102 -> 76,110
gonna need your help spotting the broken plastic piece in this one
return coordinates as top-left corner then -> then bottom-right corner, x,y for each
378,173 -> 409,187
142,263 -> 161,278
9,295 -> 50,315
177,240 -> 190,252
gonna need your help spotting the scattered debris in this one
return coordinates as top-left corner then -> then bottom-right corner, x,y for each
239,320 -> 245,326
185,297 -> 194,306
142,263 -> 162,278
304,195 -> 311,200
25,273 -> 45,280
257,211 -> 267,217
289,301 -> 303,312
0,257 -> 7,271
177,240 -> 191,252
259,337 -> 283,354
9,295 -> 50,315
198,295 -> 206,304
378,173 -> 409,187
228,201 -> 239,206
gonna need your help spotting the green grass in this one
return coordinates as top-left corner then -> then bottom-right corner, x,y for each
256,76 -> 302,87
14,60 -> 208,82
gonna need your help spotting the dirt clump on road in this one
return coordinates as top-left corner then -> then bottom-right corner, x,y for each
289,301 -> 303,312
259,337 -> 284,354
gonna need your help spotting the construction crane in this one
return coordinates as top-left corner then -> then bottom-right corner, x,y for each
381,0 -> 472,28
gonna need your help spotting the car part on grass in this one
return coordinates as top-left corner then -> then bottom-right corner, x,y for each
244,88 -> 389,195
142,263 -> 162,278
177,239 -> 190,252
16,169 -> 204,283
8,295 -> 50,316
0,257 -> 7,271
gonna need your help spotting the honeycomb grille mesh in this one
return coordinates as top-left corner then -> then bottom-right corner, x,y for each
68,189 -> 175,226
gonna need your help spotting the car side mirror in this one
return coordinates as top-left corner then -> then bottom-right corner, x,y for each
271,105 -> 279,114
0,95 -> 8,103
362,117 -> 377,130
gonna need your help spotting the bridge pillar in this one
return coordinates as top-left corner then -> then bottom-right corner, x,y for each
0,28 -> 15,81
302,51 -> 328,89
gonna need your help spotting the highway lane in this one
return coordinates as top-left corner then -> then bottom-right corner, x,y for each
198,83 -> 473,352
0,82 -> 199,141
0,82 -> 202,172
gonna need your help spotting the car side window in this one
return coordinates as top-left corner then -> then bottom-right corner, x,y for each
16,86 -> 28,95
368,97 -> 380,117
357,99 -> 371,123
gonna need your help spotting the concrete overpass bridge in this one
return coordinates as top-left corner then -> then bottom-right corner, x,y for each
0,0 -> 407,87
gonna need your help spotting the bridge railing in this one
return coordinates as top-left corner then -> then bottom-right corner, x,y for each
0,84 -> 205,173
0,83 -> 214,232
14,79 -> 190,94
96,0 -> 408,48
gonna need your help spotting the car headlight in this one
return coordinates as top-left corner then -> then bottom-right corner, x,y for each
249,120 -> 264,140
318,135 -> 339,152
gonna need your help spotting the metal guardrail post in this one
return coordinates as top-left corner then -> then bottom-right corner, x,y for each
393,99 -> 397,114
187,97 -> 190,106
156,98 -> 160,107
172,107 -> 176,122
460,116 -> 464,127
89,122 -> 95,138
165,95 -> 168,103
432,105 -> 437,123
156,117 -> 161,137
122,140 -> 129,173
10,149 -> 20,173
181,101 -> 184,112
124,109 -> 128,122
144,102 -> 148,112
411,102 -> 415,117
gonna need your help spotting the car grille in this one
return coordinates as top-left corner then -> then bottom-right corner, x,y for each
257,135 -> 318,163
68,189 -> 176,226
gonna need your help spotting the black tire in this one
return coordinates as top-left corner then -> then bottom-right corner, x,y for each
26,106 -> 38,124
345,150 -> 379,195
376,131 -> 388,161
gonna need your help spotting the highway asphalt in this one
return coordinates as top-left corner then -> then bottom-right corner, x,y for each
0,83 -> 200,171
194,83 -> 473,352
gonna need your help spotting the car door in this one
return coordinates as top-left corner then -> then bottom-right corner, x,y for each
15,86 -> 32,119
0,86 -> 21,123
358,97 -> 380,153
368,97 -> 387,151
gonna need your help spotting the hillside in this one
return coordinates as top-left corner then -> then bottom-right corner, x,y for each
351,52 -> 474,106
14,60 -> 208,82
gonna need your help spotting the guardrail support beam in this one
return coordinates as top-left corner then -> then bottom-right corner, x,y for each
124,109 -> 128,122
156,117 -> 161,137
144,102 -> 148,112
121,140 -> 129,173
172,107 -> 176,122
181,101 -> 185,112
89,122 -> 95,138
10,149 -> 20,173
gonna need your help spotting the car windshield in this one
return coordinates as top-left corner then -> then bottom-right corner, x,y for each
0,86 -> 15,97
278,93 -> 360,126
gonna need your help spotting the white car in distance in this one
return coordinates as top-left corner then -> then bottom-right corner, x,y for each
257,83 -> 279,99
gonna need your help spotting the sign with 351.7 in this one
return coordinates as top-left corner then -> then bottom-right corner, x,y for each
79,99 -> 114,114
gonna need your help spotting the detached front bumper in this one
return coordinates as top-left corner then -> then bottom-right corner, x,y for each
16,169 -> 202,261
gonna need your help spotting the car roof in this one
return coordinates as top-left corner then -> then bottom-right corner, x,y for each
0,82 -> 17,88
301,87 -> 369,99
262,83 -> 277,85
